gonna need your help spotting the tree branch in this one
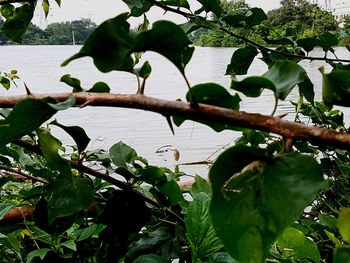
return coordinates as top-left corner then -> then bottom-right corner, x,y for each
1,92 -> 350,149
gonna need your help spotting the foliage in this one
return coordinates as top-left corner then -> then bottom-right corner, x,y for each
0,18 -> 96,45
0,0 -> 349,262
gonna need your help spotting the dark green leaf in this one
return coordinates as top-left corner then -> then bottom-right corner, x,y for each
50,120 -> 91,154
133,21 -> 194,73
60,74 -> 83,92
173,83 -> 241,132
263,61 -> 309,100
62,14 -> 135,73
88,82 -> 111,93
134,61 -> 152,79
298,74 -> 315,104
76,224 -> 105,241
134,254 -> 167,263
320,67 -> 350,107
139,166 -> 167,185
245,8 -> 267,27
0,203 -> 14,220
277,227 -> 320,263
46,95 -> 76,111
297,37 -> 322,53
0,99 -> 56,147
37,128 -> 72,176
231,76 -> 276,97
122,0 -> 152,17
209,252 -> 236,263
109,141 -> 138,168
209,145 -> 326,263
179,21 -> 201,34
163,0 -> 190,9
125,227 -> 181,262
197,0 -> 222,17
319,32 -> 338,52
26,248 -> 51,263
0,77 -> 11,90
60,240 -> 76,251
222,14 -> 246,27
225,46 -> 258,76
2,3 -> 34,42
186,193 -> 222,261
334,248 -> 350,263
45,176 -> 94,224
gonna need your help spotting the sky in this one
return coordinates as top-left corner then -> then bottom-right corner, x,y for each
33,0 -> 281,27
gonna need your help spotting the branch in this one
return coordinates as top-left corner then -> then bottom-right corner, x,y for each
0,164 -> 48,184
1,92 -> 350,149
147,0 -> 350,63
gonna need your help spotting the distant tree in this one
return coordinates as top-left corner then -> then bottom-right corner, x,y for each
71,18 -> 96,45
267,0 -> 337,38
46,21 -> 72,44
21,23 -> 47,45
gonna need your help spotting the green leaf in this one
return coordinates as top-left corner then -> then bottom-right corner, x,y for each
45,176 -> 94,224
46,95 -> 76,111
109,141 -> 138,168
209,145 -> 326,263
231,76 -> 276,98
133,21 -> 194,73
225,46 -> 258,76
197,0 -> 222,17
157,180 -> 185,206
50,120 -> 91,154
26,248 -> 51,263
191,175 -> 211,198
122,0 -> 152,17
163,0 -> 190,9
334,248 -> 350,263
186,193 -> 222,261
88,82 -> 111,93
37,128 -> 72,176
139,166 -> 167,185
76,224 -> 105,241
173,83 -> 240,132
125,227 -> 181,262
0,4 -> 14,19
0,203 -> 14,220
222,14 -> 246,27
0,76 -> 11,90
209,252 -> 236,263
60,74 -> 83,92
60,239 -> 77,251
134,61 -> 152,79
320,67 -> 350,107
2,3 -> 34,42
337,207 -> 350,243
62,14 -> 135,73
244,8 -> 267,27
55,0 -> 61,6
0,99 -> 56,147
277,227 -> 320,263
263,60 -> 311,100
42,0 -> 50,17
298,74 -> 315,104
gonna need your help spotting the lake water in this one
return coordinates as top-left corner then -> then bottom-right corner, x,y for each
0,46 -> 348,175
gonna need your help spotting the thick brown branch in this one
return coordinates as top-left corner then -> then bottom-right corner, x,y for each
2,92 -> 349,149
0,164 -> 48,184
0,205 -> 35,226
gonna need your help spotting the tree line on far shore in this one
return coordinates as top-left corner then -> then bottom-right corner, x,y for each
0,18 -> 96,45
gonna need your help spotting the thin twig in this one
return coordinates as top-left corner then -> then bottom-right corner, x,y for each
0,164 -> 48,184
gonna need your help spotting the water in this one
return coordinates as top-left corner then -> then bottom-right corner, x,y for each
0,46 -> 348,175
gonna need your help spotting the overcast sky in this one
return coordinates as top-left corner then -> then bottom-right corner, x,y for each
33,0 -> 281,27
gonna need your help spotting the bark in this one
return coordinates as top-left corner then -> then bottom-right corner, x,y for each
0,92 -> 348,149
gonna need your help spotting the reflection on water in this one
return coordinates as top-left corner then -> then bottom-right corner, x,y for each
0,46 -> 349,175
